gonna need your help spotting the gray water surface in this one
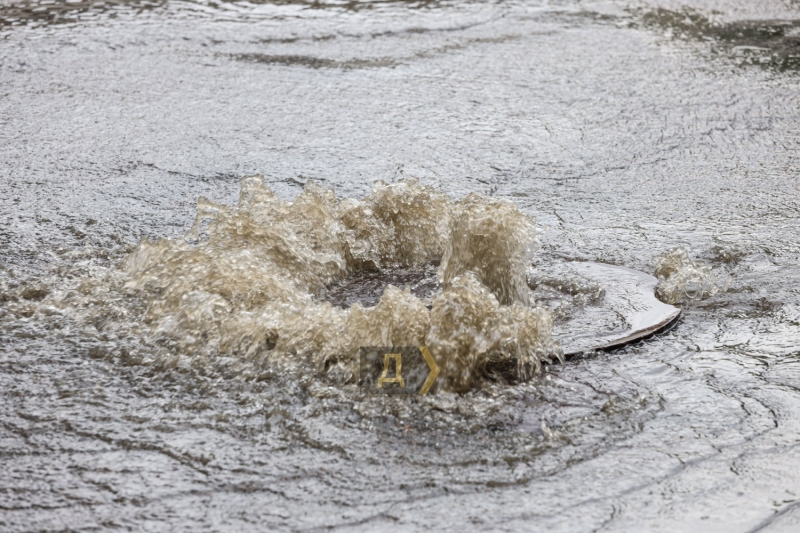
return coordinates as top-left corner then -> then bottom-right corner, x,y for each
2,0 -> 800,531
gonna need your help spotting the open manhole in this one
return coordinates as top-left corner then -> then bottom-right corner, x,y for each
322,261 -> 681,359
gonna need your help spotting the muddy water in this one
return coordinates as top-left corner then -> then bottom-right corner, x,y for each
2,0 -> 800,531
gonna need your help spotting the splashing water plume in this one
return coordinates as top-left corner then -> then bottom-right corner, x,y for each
654,247 -> 729,305
121,176 -> 560,391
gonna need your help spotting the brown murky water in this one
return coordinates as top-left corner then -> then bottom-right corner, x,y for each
2,0 -> 800,531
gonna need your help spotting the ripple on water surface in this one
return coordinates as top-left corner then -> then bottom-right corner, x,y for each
2,0 -> 800,531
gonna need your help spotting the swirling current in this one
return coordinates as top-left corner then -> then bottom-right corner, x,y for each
2,0 -> 800,531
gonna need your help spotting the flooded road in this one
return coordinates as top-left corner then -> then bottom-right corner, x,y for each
2,0 -> 800,531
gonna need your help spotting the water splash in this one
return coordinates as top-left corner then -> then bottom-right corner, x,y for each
654,247 -> 729,305
114,176 -> 560,391
441,193 -> 541,306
